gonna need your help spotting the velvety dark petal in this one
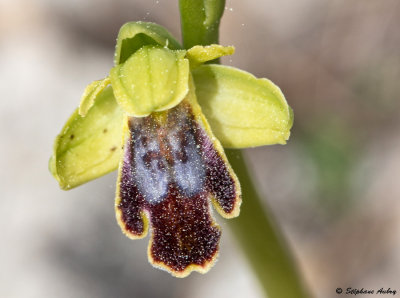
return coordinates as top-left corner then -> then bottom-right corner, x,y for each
185,83 -> 242,218
197,128 -> 241,217
115,94 -> 240,277
149,190 -> 220,276
116,123 -> 148,238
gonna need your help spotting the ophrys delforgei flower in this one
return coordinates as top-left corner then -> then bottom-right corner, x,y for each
49,22 -> 293,277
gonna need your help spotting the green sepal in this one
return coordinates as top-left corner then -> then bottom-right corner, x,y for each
79,77 -> 110,116
110,46 -> 189,117
114,21 -> 182,65
192,64 -> 293,148
187,44 -> 234,68
49,86 -> 124,190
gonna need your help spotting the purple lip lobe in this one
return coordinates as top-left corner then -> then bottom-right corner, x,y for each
117,102 -> 238,275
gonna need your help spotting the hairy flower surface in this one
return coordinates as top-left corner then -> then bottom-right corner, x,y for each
49,22 -> 293,277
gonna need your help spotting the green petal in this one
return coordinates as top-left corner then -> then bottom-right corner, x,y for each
79,77 -> 110,116
187,44 -> 235,68
110,46 -> 189,117
114,21 -> 182,65
50,86 -> 124,190
192,65 -> 293,148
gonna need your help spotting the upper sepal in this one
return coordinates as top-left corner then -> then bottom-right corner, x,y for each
110,46 -> 190,117
114,21 -> 182,65
50,86 -> 124,190
192,64 -> 294,148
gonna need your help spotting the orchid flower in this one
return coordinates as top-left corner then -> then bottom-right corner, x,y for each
49,21 -> 293,277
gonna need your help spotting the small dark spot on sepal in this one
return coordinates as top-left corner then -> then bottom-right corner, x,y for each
70,134 -> 75,140
103,128 -> 108,133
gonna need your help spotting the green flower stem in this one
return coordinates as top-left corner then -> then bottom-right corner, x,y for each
179,0 -> 225,49
179,1 -> 310,297
225,150 -> 310,298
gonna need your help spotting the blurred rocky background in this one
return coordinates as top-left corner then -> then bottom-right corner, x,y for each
1,0 -> 399,297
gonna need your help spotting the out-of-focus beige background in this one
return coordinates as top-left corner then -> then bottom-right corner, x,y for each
1,0 -> 399,297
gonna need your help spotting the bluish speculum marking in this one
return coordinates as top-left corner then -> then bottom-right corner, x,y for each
132,124 -> 170,204
167,110 -> 205,197
129,106 -> 206,204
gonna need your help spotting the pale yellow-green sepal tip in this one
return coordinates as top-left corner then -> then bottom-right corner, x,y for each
110,46 -> 190,117
193,64 -> 293,148
50,86 -> 124,190
114,21 -> 182,65
79,77 -> 111,116
187,44 -> 234,68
